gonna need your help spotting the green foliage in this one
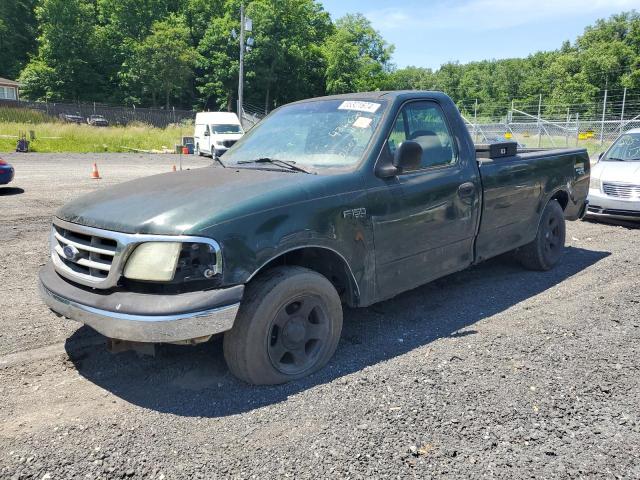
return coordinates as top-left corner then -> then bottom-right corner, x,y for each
0,121 -> 187,153
0,106 -> 55,124
323,14 -> 393,94
19,0 -> 102,101
0,0 -> 37,79
9,2 -> 640,115
121,15 -> 199,108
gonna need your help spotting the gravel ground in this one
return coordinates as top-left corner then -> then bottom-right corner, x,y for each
1,153 -> 639,479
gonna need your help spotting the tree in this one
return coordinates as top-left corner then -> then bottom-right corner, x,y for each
19,0 -> 101,101
121,15 -> 199,108
322,14 -> 394,94
0,0 -> 37,79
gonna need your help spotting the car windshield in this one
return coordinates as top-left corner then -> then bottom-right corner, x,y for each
222,98 -> 387,171
212,124 -> 242,134
604,133 -> 640,161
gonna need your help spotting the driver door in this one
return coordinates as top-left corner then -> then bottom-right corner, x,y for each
368,100 -> 479,300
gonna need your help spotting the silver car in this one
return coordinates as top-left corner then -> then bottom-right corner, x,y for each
587,128 -> 640,221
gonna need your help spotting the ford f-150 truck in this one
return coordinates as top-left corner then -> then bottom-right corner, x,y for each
39,91 -> 590,385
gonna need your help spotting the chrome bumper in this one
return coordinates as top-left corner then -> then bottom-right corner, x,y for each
39,281 -> 240,343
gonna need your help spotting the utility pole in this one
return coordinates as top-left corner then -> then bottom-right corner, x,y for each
237,2 -> 245,123
234,3 -> 253,127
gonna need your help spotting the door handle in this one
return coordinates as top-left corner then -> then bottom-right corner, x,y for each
458,182 -> 476,198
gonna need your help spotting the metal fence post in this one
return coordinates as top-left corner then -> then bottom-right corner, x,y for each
599,89 -> 607,145
473,99 -> 478,142
620,87 -> 627,134
575,113 -> 580,147
537,94 -> 542,148
566,107 -> 570,146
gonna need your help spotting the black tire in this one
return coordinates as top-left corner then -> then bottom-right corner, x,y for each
195,144 -> 202,156
223,266 -> 343,385
516,199 -> 566,271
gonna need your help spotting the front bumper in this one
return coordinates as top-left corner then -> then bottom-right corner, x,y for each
39,262 -> 243,343
587,188 -> 640,220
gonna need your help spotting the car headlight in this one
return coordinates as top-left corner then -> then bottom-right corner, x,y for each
123,241 -> 221,283
124,242 -> 182,281
589,177 -> 601,191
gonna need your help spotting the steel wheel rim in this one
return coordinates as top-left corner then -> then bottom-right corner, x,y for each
267,295 -> 330,375
544,215 -> 561,254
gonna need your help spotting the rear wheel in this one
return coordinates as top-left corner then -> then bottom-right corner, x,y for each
223,266 -> 343,385
195,144 -> 202,156
516,199 -> 566,271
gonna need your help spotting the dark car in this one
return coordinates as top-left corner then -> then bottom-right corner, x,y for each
0,158 -> 15,185
39,91 -> 590,385
87,115 -> 109,127
59,113 -> 84,124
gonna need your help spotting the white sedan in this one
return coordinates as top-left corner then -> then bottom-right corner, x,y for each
587,128 -> 640,221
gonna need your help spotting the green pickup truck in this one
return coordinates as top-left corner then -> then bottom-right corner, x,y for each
39,91 -> 590,385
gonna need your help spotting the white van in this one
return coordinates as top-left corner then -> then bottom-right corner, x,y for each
194,112 -> 244,157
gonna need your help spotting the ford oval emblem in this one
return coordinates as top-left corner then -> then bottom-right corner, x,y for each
62,244 -> 80,261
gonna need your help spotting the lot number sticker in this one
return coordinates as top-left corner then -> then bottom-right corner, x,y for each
338,101 -> 381,113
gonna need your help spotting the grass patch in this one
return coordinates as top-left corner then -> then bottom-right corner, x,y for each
0,106 -> 57,124
0,121 -> 189,153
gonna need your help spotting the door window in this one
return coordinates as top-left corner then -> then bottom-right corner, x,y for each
387,102 -> 456,170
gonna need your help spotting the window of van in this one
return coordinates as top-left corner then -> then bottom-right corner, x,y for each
212,124 -> 242,134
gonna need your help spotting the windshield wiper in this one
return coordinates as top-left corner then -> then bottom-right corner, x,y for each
236,157 -> 313,174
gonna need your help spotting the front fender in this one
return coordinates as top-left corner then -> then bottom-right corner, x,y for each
204,189 -> 376,305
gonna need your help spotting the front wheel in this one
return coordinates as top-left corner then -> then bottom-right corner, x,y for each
515,199 -> 566,271
223,266 -> 343,385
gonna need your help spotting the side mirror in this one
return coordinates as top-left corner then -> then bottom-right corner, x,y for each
204,131 -> 210,136
393,141 -> 423,172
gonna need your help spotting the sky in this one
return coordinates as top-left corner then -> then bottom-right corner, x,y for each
320,0 -> 639,69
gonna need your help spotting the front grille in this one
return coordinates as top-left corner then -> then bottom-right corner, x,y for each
51,221 -> 119,286
49,218 -> 223,290
222,140 -> 236,148
602,182 -> 640,199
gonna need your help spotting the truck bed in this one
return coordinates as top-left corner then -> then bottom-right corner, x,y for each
474,146 -> 590,262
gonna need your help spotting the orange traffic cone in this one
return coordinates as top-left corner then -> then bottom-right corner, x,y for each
172,164 -> 177,172
90,163 -> 101,179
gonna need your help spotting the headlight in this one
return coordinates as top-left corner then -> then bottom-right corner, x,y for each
589,176 -> 601,191
124,242 -> 182,281
123,241 -> 221,283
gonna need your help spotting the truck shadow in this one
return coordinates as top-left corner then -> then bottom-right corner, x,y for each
65,246 -> 608,418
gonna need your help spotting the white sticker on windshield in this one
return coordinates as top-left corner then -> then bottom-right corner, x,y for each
338,101 -> 381,113
353,117 -> 373,129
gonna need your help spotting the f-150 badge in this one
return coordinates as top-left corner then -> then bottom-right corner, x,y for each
343,208 -> 366,219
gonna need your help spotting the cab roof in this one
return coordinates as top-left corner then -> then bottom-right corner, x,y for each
288,90 -> 450,105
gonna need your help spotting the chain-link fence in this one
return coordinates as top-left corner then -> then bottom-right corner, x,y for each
461,89 -> 640,157
0,98 -> 195,128
3,92 -> 639,155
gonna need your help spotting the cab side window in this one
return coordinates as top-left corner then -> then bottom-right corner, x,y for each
387,102 -> 456,170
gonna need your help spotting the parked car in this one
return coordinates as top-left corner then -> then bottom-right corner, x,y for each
0,158 -> 15,185
587,128 -> 640,221
87,115 -> 109,127
59,113 -> 84,124
194,111 -> 244,158
39,91 -> 589,385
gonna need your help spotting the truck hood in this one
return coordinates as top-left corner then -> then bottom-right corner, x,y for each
56,166 -> 329,235
592,161 -> 640,183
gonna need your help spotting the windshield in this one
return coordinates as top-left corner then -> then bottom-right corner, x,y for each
212,124 -> 242,134
604,133 -> 640,161
222,99 -> 387,171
